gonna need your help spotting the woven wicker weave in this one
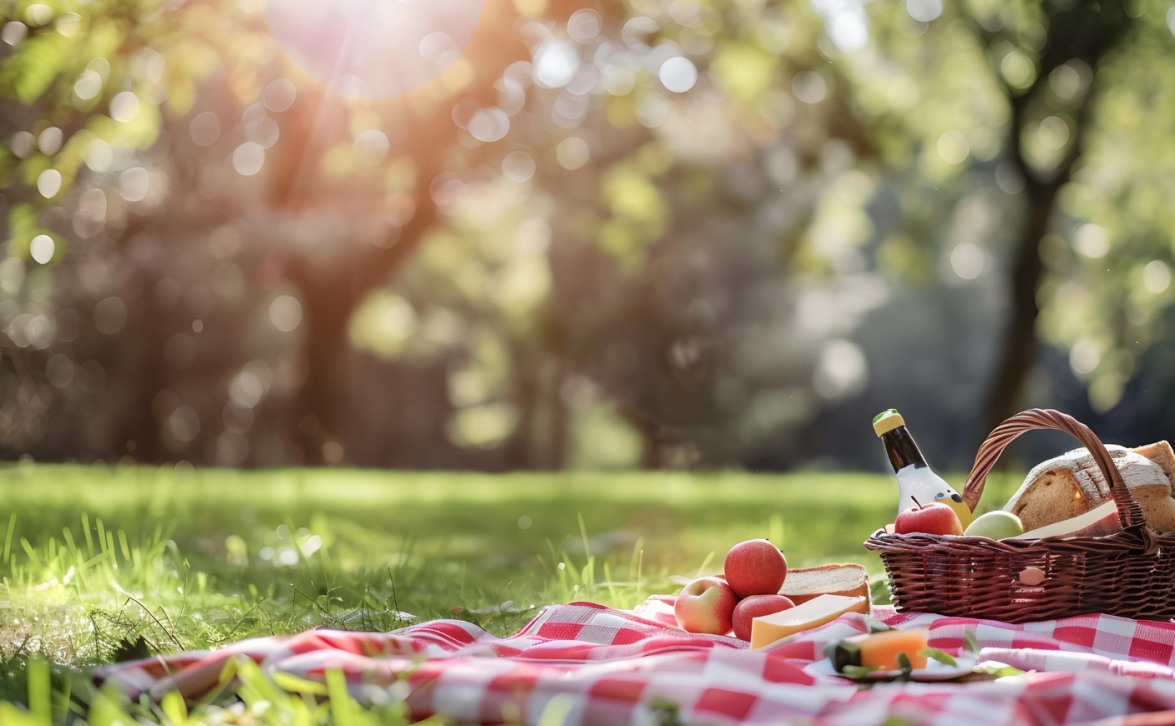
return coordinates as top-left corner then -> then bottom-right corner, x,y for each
864,409 -> 1175,623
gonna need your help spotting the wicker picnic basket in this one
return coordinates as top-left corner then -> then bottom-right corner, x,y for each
864,408 -> 1175,623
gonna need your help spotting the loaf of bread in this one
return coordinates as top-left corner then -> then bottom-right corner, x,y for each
1003,442 -> 1175,533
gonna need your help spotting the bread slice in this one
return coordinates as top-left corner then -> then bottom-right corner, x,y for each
1134,441 -> 1175,484
779,564 -> 870,606
1004,445 -> 1175,533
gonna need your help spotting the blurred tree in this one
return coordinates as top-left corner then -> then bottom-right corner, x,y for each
814,0 -> 1163,433
3,0 -> 1175,470
964,0 -> 1135,432
0,0 -> 541,462
343,0 -> 895,468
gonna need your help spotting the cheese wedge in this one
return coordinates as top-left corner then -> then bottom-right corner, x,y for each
749,594 -> 869,650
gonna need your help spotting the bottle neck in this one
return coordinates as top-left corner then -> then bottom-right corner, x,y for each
881,426 -> 928,473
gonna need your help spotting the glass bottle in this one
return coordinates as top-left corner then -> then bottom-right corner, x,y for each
873,409 -> 972,528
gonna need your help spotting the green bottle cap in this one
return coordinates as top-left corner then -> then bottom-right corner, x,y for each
873,409 -> 905,436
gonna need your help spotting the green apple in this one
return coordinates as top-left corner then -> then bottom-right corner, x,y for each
964,511 -> 1024,540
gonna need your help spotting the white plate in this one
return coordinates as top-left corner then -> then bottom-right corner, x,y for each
806,654 -> 978,682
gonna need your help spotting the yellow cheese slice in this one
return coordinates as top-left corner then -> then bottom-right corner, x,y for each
749,594 -> 869,650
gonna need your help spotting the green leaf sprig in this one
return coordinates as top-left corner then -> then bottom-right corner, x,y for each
917,647 -> 957,667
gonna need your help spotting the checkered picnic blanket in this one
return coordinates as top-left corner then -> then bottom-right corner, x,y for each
93,598 -> 1175,726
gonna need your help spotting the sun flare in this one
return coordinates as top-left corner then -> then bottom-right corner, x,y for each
264,0 -> 486,98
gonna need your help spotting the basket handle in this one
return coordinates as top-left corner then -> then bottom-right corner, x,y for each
962,408 -> 1146,531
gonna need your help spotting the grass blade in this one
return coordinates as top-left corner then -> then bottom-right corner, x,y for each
3,513 -> 14,564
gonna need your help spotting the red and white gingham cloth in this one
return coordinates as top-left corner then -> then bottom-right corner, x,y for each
93,598 -> 1175,726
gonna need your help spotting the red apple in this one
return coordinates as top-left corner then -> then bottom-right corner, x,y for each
674,577 -> 738,635
723,539 -> 788,598
731,594 -> 795,641
894,501 -> 963,536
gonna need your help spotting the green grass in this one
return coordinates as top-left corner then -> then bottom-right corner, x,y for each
0,464 -> 1022,723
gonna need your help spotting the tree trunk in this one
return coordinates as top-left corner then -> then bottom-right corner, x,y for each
982,182 -> 1054,433
284,197 -> 438,464
291,273 -> 356,464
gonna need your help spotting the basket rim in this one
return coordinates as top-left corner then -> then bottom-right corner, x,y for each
862,524 -> 1157,555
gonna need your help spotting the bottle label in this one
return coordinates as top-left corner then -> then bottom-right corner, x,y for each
894,465 -> 961,513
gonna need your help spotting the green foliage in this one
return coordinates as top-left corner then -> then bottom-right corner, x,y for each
710,42 -> 778,104
6,203 -> 44,258
600,164 -> 668,272
0,0 -> 1171,468
0,26 -> 73,103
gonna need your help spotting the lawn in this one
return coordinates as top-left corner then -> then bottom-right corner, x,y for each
0,465 -> 1022,724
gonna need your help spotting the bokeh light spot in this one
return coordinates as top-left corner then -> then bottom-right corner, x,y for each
1070,338 -> 1100,376
233,142 -> 265,176
83,139 -> 113,172
322,441 -> 345,463
936,130 -> 970,165
86,57 -> 111,80
119,167 -> 150,202
556,136 -> 590,170
11,131 -> 34,158
567,9 -> 602,42
950,242 -> 985,280
791,71 -> 827,104
468,107 -> 510,143
190,111 -> 221,146
669,0 -> 702,27
269,295 -> 303,332
25,4 -> 53,26
94,296 -> 128,335
1049,63 -> 1084,100
46,354 -> 73,389
38,127 -> 62,155
534,40 -> 580,89
74,70 -> 102,100
263,78 -> 297,112
353,129 -> 390,162
247,116 -> 280,149
168,405 -> 201,444
36,169 -> 62,198
419,31 -> 458,67
55,13 -> 81,37
906,0 -> 942,23
1074,223 -> 1110,259
2,21 -> 27,45
30,235 -> 55,264
1000,50 -> 1035,89
503,151 -> 536,182
659,56 -> 698,93
110,91 -> 140,122
813,340 -> 868,400
1144,260 -> 1171,294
